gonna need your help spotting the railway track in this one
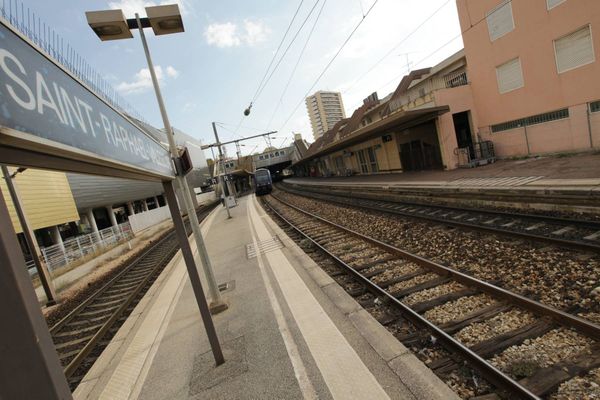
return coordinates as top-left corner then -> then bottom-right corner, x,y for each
279,183 -> 600,253
261,193 -> 600,399
50,202 -> 218,390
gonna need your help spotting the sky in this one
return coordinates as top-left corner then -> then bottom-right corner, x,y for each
18,0 -> 463,159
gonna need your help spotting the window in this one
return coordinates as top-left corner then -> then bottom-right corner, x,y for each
487,0 -> 514,41
366,147 -> 379,172
491,108 -> 569,133
280,150 -> 285,155
357,150 -> 369,173
554,25 -> 595,73
496,58 -> 524,94
547,0 -> 566,10
590,100 -> 600,113
356,148 -> 378,173
275,151 -> 280,156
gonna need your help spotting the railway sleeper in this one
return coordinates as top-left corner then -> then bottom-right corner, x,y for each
431,319 -> 555,375
398,303 -> 511,343
517,343 -> 600,397
410,288 -> 480,313
391,276 -> 452,298
86,297 -> 127,310
54,335 -> 95,351
376,269 -> 426,289
53,322 -> 105,339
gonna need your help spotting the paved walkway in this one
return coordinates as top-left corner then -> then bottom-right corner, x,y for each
292,152 -> 600,189
74,195 -> 457,400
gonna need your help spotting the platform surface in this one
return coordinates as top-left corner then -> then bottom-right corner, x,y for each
288,152 -> 600,192
74,195 -> 457,400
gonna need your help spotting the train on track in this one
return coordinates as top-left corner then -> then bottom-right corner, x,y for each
254,168 -> 272,195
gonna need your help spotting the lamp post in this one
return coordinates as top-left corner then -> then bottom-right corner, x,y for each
86,4 -> 226,364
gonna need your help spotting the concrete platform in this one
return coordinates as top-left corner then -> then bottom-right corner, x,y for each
285,154 -> 600,214
73,195 -> 457,400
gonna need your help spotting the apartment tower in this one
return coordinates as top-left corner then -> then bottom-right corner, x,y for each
306,91 -> 346,140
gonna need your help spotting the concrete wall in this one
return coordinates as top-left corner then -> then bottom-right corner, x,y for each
480,103 -> 598,157
128,206 -> 171,234
434,84 -> 480,169
0,168 -> 79,233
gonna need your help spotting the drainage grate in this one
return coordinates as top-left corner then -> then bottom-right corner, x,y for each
246,236 -> 284,259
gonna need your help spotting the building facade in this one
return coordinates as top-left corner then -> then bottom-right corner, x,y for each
457,0 -> 600,156
306,91 -> 347,140
293,0 -> 600,176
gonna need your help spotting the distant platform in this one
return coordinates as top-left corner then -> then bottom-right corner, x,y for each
73,195 -> 457,400
285,153 -> 600,214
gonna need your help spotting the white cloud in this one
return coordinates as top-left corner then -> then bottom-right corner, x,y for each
204,20 -> 269,48
116,65 -> 179,94
165,65 -> 179,78
204,22 -> 241,48
243,20 -> 270,45
108,0 -> 189,17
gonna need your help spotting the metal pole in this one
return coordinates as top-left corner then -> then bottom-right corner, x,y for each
587,104 -> 594,149
212,122 -> 231,219
162,181 -> 224,365
0,184 -> 72,399
135,15 -> 226,312
1,165 -> 58,306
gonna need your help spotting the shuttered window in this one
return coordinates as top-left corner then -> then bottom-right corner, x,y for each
496,58 -> 524,94
547,0 -> 566,10
554,25 -> 595,73
487,0 -> 514,41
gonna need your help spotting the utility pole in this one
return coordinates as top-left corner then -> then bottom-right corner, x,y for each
1,165 -> 58,306
212,122 -> 232,219
136,15 -> 227,314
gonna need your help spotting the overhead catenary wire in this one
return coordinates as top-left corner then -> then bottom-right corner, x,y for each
342,0 -> 452,95
253,0 -> 323,104
278,0 -> 380,132
250,0 -> 305,105
281,0 -> 513,133
266,0 -> 328,130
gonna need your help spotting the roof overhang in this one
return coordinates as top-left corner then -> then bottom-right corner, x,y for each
293,105 -> 450,166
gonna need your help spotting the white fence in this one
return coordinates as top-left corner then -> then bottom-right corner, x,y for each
29,222 -> 133,275
128,206 -> 171,234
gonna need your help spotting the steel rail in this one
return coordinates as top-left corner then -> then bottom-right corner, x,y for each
63,239 -> 175,378
269,192 -> 600,339
279,184 -> 600,253
284,182 -> 600,230
50,201 -> 218,380
262,195 -> 540,399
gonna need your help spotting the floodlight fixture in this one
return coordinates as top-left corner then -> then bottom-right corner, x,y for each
145,4 -> 184,35
85,9 -> 133,41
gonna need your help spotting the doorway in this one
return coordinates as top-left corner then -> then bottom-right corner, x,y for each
452,111 -> 474,150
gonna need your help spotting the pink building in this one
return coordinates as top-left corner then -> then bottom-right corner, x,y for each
457,0 -> 600,157
294,0 -> 600,176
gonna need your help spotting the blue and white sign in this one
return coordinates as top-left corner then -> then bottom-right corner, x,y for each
0,21 -> 173,177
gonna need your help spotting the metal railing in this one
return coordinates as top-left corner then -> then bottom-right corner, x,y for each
389,68 -> 469,113
0,0 -> 146,123
28,222 -> 133,276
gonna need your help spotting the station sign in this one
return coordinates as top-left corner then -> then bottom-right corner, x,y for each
0,21 -> 174,178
